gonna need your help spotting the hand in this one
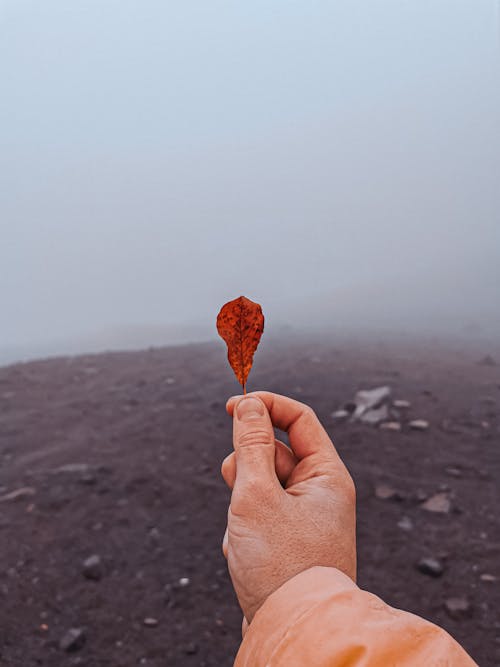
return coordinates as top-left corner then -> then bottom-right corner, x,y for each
221,391 -> 356,624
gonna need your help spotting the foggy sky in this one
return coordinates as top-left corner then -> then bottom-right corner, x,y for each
1,1 -> 500,361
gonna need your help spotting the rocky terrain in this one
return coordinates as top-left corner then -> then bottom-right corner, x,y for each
0,335 -> 499,666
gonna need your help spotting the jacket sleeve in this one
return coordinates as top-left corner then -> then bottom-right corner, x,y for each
234,566 -> 478,667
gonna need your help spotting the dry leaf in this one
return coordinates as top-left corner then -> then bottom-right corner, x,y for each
216,296 -> 264,393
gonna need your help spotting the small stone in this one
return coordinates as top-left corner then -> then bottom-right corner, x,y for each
59,628 -> 86,652
375,484 -> 402,501
0,487 -> 36,503
359,405 -> 389,425
397,516 -> 414,531
480,573 -> 497,582
54,463 -> 91,474
379,421 -> 401,431
416,557 -> 444,577
353,386 -> 392,418
165,377 -> 176,385
79,474 -> 96,485
184,642 -> 198,655
82,555 -> 102,581
331,409 -> 349,420
444,597 -> 472,619
178,577 -> 190,587
393,399 -> 411,409
143,617 -> 158,627
444,466 -> 462,478
148,527 -> 160,543
409,419 -> 429,431
420,492 -> 451,514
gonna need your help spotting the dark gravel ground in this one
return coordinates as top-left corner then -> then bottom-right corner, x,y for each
0,335 -> 499,666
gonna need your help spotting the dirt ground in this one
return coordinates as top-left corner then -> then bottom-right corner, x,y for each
0,334 -> 499,666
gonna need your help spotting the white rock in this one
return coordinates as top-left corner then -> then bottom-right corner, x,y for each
380,421 -> 401,431
409,419 -> 429,431
420,492 -> 451,514
353,386 -> 391,419
331,409 -> 349,420
0,487 -> 36,503
397,516 -> 414,531
359,405 -> 389,424
393,399 -> 411,409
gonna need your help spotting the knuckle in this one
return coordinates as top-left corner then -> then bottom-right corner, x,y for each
342,474 -> 356,504
220,454 -> 231,476
237,430 -> 274,448
304,404 -> 316,418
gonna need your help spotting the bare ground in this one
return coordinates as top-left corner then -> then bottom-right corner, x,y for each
0,335 -> 499,666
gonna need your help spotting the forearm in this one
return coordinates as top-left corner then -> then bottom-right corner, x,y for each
235,567 -> 478,667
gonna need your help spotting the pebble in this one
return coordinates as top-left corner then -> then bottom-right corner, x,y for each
0,487 -> 36,503
444,597 -> 472,619
178,577 -> 190,587
416,557 -> 444,578
359,405 -> 389,425
397,516 -> 414,531
420,492 -> 451,514
82,554 -> 102,581
409,419 -> 429,431
148,527 -> 161,543
444,466 -> 462,478
393,399 -> 411,409
184,642 -> 198,655
79,473 -> 96,485
379,421 -> 401,431
54,463 -> 91,474
143,617 -> 158,627
331,409 -> 349,420
480,573 -> 497,583
375,484 -> 402,501
59,628 -> 86,652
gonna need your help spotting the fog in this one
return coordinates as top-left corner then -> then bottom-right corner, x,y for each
1,1 -> 499,363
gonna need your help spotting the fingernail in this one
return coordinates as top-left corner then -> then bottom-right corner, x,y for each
236,397 -> 265,421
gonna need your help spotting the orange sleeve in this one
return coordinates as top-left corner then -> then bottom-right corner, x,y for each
235,567 -> 478,667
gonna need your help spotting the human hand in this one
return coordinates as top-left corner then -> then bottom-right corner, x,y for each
221,391 -> 356,623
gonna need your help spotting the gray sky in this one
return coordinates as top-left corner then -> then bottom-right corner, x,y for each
1,1 -> 499,359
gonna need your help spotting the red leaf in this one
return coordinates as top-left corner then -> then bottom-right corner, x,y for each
216,296 -> 265,394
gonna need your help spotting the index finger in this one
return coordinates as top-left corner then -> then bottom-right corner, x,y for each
226,391 -> 339,462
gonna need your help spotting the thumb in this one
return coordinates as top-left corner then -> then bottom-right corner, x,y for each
232,395 -> 279,494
